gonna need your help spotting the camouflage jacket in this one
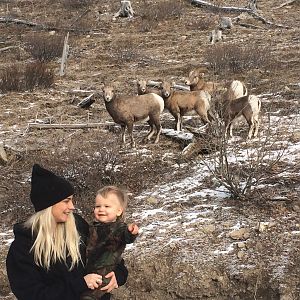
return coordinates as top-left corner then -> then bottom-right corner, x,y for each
86,220 -> 137,276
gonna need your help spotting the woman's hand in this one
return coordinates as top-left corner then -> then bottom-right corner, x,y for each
100,271 -> 118,293
84,273 -> 102,290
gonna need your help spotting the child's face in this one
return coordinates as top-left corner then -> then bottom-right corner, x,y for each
94,192 -> 123,223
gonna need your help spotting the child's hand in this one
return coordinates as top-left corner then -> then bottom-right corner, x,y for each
128,223 -> 139,235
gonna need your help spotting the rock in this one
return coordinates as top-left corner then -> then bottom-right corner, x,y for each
202,224 -> 216,234
228,228 -> 250,240
290,131 -> 300,143
219,17 -> 233,30
146,197 -> 159,205
256,221 -> 269,232
237,242 -> 246,248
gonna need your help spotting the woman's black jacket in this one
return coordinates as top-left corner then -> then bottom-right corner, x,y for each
6,213 -> 128,300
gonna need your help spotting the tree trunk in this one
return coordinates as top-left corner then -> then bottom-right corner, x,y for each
114,0 -> 134,18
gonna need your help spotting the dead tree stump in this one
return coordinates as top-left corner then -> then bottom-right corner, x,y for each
209,28 -> 223,44
248,0 -> 258,10
114,0 -> 134,18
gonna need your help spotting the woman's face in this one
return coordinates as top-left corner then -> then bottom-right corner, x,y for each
52,195 -> 75,223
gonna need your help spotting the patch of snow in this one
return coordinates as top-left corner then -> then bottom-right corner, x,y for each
213,243 -> 236,255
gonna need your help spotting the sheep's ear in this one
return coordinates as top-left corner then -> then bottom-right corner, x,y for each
171,81 -> 176,87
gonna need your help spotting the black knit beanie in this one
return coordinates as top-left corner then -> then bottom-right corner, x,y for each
30,164 -> 74,212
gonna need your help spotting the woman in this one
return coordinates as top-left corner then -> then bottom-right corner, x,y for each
6,164 -> 128,300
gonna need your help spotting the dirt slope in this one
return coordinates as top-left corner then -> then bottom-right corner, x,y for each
0,0 -> 300,299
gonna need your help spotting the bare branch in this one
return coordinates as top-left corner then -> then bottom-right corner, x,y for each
0,16 -> 91,32
190,0 -> 292,29
274,0 -> 299,9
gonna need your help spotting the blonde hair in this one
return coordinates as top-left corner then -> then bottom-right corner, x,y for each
96,185 -> 128,220
25,207 -> 81,270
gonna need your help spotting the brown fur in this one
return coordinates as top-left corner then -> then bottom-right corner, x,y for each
102,85 -> 164,147
136,79 -> 162,96
223,94 -> 261,140
185,68 -> 223,93
160,81 -> 215,131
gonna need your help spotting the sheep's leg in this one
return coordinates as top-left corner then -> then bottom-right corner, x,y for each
208,109 -> 215,122
247,125 -> 254,140
253,116 -> 259,137
127,122 -> 136,148
224,118 -> 234,138
229,122 -> 234,137
246,116 -> 254,140
154,124 -> 162,143
174,112 -> 181,131
195,106 -> 210,125
145,120 -> 155,141
121,125 -> 126,144
153,118 -> 162,144
179,114 -> 183,131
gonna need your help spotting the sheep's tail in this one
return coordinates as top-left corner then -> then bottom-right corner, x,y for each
257,98 -> 262,112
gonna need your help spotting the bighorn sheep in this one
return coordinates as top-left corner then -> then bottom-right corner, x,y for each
219,80 -> 249,137
136,79 -> 162,96
184,68 -> 223,93
160,81 -> 214,131
224,80 -> 248,101
102,85 -> 164,147
223,94 -> 261,140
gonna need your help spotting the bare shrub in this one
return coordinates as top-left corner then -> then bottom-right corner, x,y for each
185,16 -> 216,31
138,18 -> 158,33
62,0 -> 91,9
24,34 -> 64,62
24,62 -> 55,91
201,106 -> 294,200
110,39 -> 140,63
203,43 -> 272,74
0,62 -> 55,92
139,0 -> 184,24
0,64 -> 23,92
3,133 -> 181,220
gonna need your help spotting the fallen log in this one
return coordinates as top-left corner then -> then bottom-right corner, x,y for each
147,80 -> 190,91
191,0 -> 254,13
67,89 -> 98,94
78,93 -> 95,108
161,128 -> 194,147
27,121 -> 163,131
234,22 -> 265,30
274,0 -> 299,9
0,45 -> 20,52
28,122 -> 106,130
190,0 -> 291,29
0,16 -> 90,32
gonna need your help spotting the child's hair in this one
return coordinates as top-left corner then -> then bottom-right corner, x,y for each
96,185 -> 128,220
